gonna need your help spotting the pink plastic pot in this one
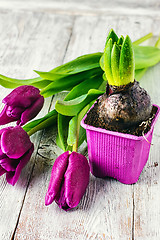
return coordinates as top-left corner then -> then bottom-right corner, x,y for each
81,102 -> 160,184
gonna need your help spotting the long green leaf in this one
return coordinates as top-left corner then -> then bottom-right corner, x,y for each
105,29 -> 118,46
103,38 -> 114,84
55,89 -> 104,116
64,73 -> 103,101
23,109 -> 58,135
133,33 -> 153,46
36,52 -> 102,77
111,43 -> 120,85
34,71 -> 67,81
56,113 -> 71,151
0,74 -> 52,89
134,45 -> 160,69
67,116 -> 78,146
135,68 -> 148,81
117,36 -> 124,48
119,35 -> 135,85
40,68 -> 102,97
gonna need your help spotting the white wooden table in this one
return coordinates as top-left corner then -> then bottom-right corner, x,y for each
0,1 -> 160,239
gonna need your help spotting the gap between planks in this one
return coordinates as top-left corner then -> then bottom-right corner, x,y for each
11,17 -> 76,240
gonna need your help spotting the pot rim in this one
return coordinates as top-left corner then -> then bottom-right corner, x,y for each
81,103 -> 160,141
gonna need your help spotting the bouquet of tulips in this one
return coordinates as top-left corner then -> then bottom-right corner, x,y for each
0,30 -> 160,211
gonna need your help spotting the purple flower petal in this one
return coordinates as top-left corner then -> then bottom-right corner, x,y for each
0,157 -> 19,171
0,105 -> 17,125
64,152 -> 90,209
0,166 -> 6,176
45,151 -> 69,206
6,144 -> 34,186
3,85 -> 41,108
6,106 -> 24,118
19,95 -> 44,126
0,149 -> 6,159
1,126 -> 32,159
55,183 -> 70,210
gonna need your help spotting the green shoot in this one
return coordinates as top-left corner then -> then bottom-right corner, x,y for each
101,30 -> 135,86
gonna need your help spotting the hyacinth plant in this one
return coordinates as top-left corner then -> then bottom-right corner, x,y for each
0,30 -> 160,209
85,30 -> 153,132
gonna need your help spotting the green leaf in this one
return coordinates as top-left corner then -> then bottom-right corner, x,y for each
0,74 -> 51,89
40,68 -> 102,98
56,113 -> 71,151
105,29 -> 118,46
99,54 -> 105,71
119,35 -> 135,85
64,72 -> 103,101
23,109 -> 58,136
135,68 -> 148,81
67,116 -> 78,146
117,36 -> 124,48
30,79 -> 53,89
55,89 -> 104,116
134,45 -> 160,69
98,79 -> 107,91
102,72 -> 107,82
34,71 -> 66,81
78,126 -> 87,146
37,52 -> 102,76
133,33 -> 153,46
111,43 -> 120,85
155,35 -> 160,48
103,38 -> 114,84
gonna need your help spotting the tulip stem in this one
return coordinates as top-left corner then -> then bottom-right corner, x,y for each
72,142 -> 78,152
72,120 -> 80,153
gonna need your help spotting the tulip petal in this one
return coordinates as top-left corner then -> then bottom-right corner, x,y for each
45,151 -> 69,206
64,152 -> 90,208
0,157 -> 19,171
1,126 -> 32,159
0,166 -> 6,176
6,106 -> 24,118
3,85 -> 41,108
0,149 -> 6,159
55,183 -> 70,210
6,144 -> 34,186
0,105 -> 17,125
19,96 -> 44,126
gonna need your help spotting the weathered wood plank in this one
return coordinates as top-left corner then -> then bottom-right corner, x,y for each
0,0 -> 159,17
14,13 -> 160,240
0,9 -> 74,240
0,2 -> 160,240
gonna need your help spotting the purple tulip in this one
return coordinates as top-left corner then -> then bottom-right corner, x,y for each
0,126 -> 34,185
45,151 -> 90,211
0,85 -> 44,126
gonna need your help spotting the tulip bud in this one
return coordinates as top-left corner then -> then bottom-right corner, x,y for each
45,151 -> 90,211
0,85 -> 44,126
0,126 -> 34,185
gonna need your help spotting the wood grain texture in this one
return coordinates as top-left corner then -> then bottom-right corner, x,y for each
0,0 -> 159,17
0,9 -> 74,240
0,1 -> 159,240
